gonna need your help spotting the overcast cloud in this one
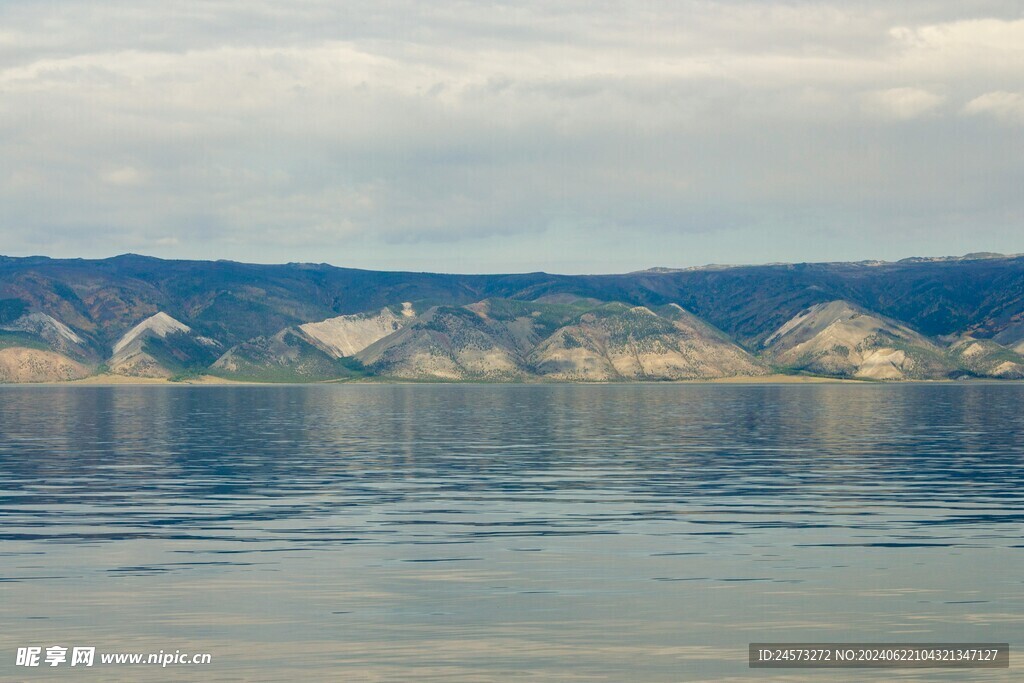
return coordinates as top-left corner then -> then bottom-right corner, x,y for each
1,1 -> 1022,272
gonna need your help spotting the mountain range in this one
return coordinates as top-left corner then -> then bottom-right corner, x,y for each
1,252 -> 1023,382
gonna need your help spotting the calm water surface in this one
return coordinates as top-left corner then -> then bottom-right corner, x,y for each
1,384 -> 1022,681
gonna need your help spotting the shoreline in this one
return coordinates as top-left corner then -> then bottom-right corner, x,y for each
5,373 -> 1020,386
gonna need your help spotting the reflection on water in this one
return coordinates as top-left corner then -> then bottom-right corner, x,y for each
1,384 -> 1022,681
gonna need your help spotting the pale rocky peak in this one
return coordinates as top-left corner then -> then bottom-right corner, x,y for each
112,312 -> 191,355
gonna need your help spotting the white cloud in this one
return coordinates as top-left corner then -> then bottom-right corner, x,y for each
862,87 -> 944,120
893,18 -> 1024,53
963,91 -> 1024,123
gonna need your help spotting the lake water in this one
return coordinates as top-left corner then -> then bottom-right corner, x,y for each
1,384 -> 1022,681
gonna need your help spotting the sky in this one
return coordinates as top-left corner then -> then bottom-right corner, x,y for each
1,1 -> 1023,274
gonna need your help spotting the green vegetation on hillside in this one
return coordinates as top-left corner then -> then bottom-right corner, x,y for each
0,331 -> 50,351
141,332 -> 223,375
209,329 -> 367,383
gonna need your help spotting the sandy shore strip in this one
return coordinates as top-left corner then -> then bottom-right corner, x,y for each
64,374 -> 250,385
15,372 -> 881,386
677,373 -> 856,383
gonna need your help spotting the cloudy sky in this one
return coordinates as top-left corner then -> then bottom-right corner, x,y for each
1,1 -> 1022,273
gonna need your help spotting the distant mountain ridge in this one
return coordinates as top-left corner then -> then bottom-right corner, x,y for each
1,252 -> 1023,382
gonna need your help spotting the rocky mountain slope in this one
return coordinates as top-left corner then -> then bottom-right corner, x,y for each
762,301 -> 951,379
1,252 -> 1023,382
0,307 -> 93,381
991,321 -> 1024,355
356,305 -> 531,380
211,328 -> 362,382
108,312 -> 222,378
347,299 -> 763,381
528,303 -> 765,381
299,306 -> 410,358
1,311 -> 95,363
945,338 -> 1024,379
0,347 -> 90,383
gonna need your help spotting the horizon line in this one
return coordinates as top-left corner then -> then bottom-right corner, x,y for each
1,250 -> 1021,278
